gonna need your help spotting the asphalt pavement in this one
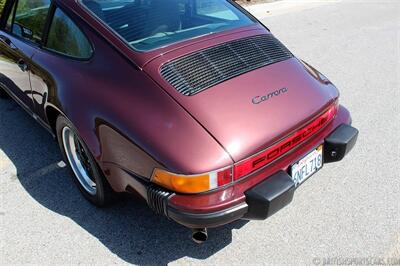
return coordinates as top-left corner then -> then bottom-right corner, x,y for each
1,0 -> 399,265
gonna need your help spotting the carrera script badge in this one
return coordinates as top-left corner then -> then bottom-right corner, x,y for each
252,88 -> 289,104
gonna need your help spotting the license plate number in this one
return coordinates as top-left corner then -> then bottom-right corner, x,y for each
290,145 -> 323,187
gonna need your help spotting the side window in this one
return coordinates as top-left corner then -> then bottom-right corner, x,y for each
46,8 -> 93,59
13,0 -> 51,43
195,0 -> 239,21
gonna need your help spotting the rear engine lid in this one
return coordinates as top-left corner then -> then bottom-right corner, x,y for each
145,33 -> 339,162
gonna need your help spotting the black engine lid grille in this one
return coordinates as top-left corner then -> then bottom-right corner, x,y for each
160,34 -> 293,96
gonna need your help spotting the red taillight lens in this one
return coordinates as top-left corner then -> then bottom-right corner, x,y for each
217,168 -> 232,187
234,103 -> 338,180
152,103 -> 338,192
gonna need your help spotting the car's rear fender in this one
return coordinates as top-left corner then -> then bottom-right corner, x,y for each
30,19 -> 233,191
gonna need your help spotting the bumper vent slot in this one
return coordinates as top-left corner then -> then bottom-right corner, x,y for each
160,34 -> 293,96
147,185 -> 171,216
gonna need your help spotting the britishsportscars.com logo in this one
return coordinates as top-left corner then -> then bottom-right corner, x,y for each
312,257 -> 400,265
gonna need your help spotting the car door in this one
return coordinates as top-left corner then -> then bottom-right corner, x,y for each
0,0 -> 50,113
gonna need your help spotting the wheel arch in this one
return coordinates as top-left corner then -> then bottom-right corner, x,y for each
45,104 -> 64,135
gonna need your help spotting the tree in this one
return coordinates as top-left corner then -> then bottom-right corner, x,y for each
0,0 -> 6,16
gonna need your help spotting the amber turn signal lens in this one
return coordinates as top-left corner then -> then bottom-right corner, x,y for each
151,167 -> 232,194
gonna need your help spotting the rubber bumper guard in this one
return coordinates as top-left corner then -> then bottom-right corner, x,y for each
324,124 -> 359,163
244,171 -> 295,220
161,124 -> 359,228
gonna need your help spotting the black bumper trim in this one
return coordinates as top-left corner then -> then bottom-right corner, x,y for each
324,124 -> 359,163
147,185 -> 172,216
243,171 -> 295,220
146,123 -> 359,229
168,203 -> 248,229
167,171 -> 295,228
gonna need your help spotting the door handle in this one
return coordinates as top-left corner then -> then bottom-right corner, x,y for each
0,35 -> 17,50
17,59 -> 28,72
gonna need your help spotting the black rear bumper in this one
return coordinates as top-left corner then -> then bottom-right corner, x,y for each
167,170 -> 295,228
243,171 -> 295,220
168,202 -> 249,229
323,124 -> 359,163
149,124 -> 359,229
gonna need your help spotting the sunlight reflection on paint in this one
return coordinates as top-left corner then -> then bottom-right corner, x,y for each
227,141 -> 241,156
57,161 -> 67,168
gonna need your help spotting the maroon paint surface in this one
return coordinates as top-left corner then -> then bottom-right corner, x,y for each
0,0 -> 353,213
169,105 -> 352,213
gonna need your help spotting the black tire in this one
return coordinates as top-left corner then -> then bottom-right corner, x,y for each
0,87 -> 9,98
56,115 -> 114,207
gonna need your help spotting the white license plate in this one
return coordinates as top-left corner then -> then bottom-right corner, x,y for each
290,145 -> 323,187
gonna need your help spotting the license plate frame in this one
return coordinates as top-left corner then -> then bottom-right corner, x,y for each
290,145 -> 324,187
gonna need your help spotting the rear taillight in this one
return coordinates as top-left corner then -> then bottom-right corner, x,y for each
233,103 -> 338,180
151,166 -> 232,194
151,102 -> 338,193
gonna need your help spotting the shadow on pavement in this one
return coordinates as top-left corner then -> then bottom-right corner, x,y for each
0,98 -> 248,265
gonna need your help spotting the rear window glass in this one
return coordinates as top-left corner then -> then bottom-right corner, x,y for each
80,0 -> 254,51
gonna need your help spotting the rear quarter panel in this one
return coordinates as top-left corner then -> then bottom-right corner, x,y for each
30,5 -> 233,191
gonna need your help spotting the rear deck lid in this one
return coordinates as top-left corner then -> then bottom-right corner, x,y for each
145,33 -> 339,162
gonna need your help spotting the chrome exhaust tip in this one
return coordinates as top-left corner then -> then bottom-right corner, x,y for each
192,228 -> 208,244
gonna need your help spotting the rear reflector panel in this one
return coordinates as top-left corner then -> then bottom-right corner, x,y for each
234,104 -> 337,180
151,103 -> 337,193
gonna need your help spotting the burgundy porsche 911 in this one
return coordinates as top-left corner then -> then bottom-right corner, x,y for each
0,0 -> 358,242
